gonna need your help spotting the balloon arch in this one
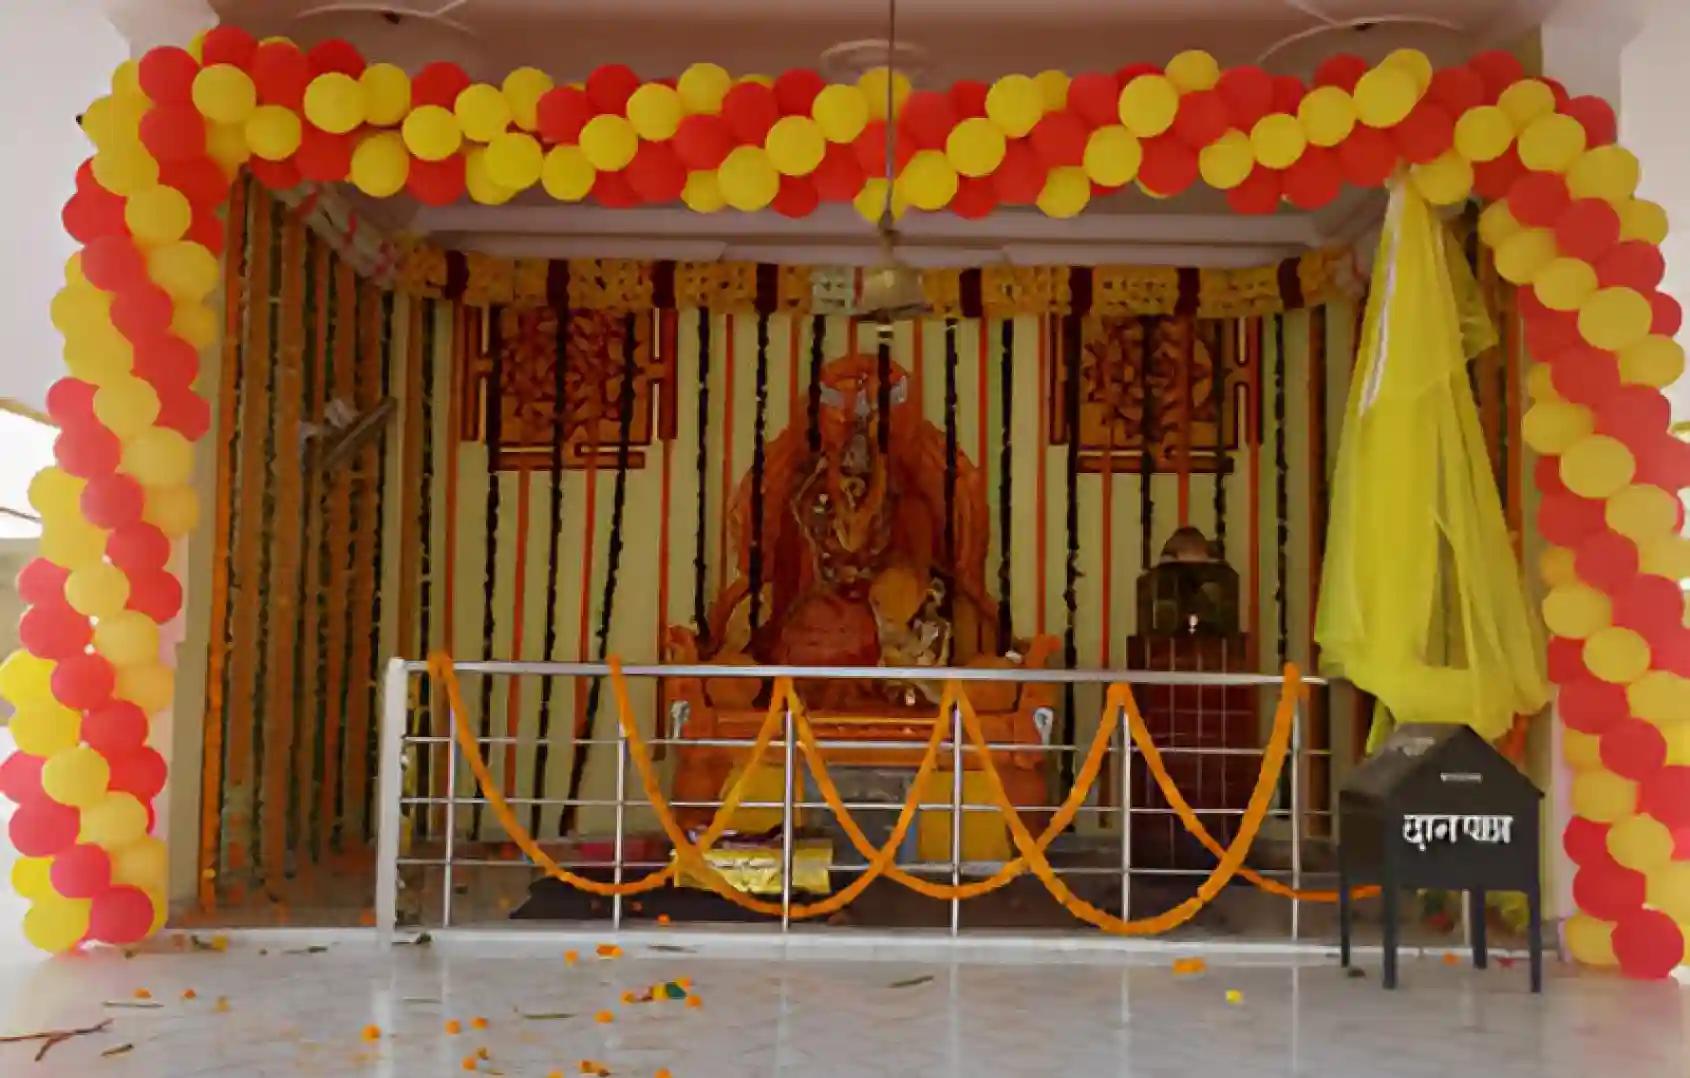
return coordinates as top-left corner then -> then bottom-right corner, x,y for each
1,26 -> 1687,975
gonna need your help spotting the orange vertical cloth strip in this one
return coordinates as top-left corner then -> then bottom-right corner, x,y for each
504,469 -> 532,791
318,259 -> 358,856
1099,317 -> 1114,667
295,239 -> 332,855
718,314 -> 735,591
340,282 -> 386,845
1177,319 -> 1192,525
1246,317 -> 1262,663
976,318 -> 989,514
912,317 -> 925,411
1035,316 -> 1048,636
197,176 -> 248,911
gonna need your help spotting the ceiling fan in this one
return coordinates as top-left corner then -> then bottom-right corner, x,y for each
290,0 -> 479,36
854,0 -> 930,326
1258,0 -> 1463,66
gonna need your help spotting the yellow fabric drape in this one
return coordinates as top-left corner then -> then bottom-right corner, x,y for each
1315,183 -> 1549,745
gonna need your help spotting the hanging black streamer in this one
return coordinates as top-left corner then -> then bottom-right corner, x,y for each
1139,316 -> 1158,571
1061,315 -> 1081,787
530,306 -> 570,834
997,318 -> 1014,646
942,319 -> 959,626
1273,314 -> 1289,664
691,309 -> 711,645
1213,322 -> 1229,551
362,289 -> 395,838
876,329 -> 892,457
749,315 -> 770,634
413,299 -> 436,838
471,306 -> 503,839
561,313 -> 639,837
807,315 -> 825,456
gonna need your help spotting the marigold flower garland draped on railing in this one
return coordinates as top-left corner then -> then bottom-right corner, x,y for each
0,24 -> 1683,976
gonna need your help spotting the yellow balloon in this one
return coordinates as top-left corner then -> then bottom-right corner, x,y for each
93,377 -> 162,440
717,145 -> 778,211
1561,434 -> 1636,499
858,66 -> 911,122
811,84 -> 869,143
484,132 -> 543,190
678,62 -> 731,115
1565,913 -> 1618,966
1298,87 -> 1356,148
579,114 -> 637,172
360,63 -> 412,126
1193,129 -> 1251,190
66,561 -> 131,619
303,72 -> 366,135
143,484 -> 200,538
191,64 -> 257,125
1525,361 -> 1560,402
1542,584 -> 1611,639
116,662 -> 175,714
1117,75 -> 1177,138
1562,728 -> 1602,771
455,83 -> 512,143
9,701 -> 81,756
947,117 -> 1008,178
1667,720 -> 1690,765
42,745 -> 110,808
1608,813 -> 1675,872
1648,862 -> 1690,923
1521,399 -> 1594,454
1568,146 -> 1641,203
1533,257 -> 1599,312
765,115 -> 825,177
502,66 -> 554,131
987,74 -> 1046,138
1382,48 -> 1433,93
681,170 -> 726,213
51,283 -> 109,335
205,122 -> 251,177
1494,227 -> 1558,285
1619,335 -> 1686,388
125,185 -> 192,246
10,857 -> 52,901
1572,769 -> 1638,823
1498,79 -> 1555,127
245,104 -> 303,161
540,145 -> 595,202
1517,113 -> 1587,173
1579,286 -> 1654,351
1037,165 -> 1090,219
1606,485 -> 1680,542
1619,198 -> 1669,245
1641,534 -> 1690,581
1538,545 -> 1577,588
1584,625 -> 1651,685
111,59 -> 143,100
1353,65 -> 1418,128
79,792 -> 149,847
1166,50 -> 1221,93
93,143 -> 160,197
1626,670 -> 1689,725
111,836 -> 169,892
1454,105 -> 1514,163
0,651 -> 56,709
350,131 -> 410,198
148,241 -> 219,302
1083,125 -> 1143,188
172,302 -> 218,350
402,105 -> 462,163
627,82 -> 683,141
1250,113 -> 1305,170
122,428 -> 194,487
1410,151 -> 1473,206
23,895 -> 91,955
852,177 -> 906,223
1034,69 -> 1070,111
28,467 -> 85,519
897,150 -> 958,211
95,610 -> 161,667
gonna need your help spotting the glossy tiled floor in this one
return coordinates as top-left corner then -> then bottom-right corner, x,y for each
0,930 -> 1686,1076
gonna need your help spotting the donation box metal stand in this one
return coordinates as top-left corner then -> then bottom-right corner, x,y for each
1337,723 -> 1543,992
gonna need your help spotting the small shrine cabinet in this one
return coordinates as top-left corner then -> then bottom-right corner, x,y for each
1337,723 -> 1543,992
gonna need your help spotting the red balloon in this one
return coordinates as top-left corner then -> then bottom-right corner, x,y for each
411,61 -> 471,110
1226,165 -> 1282,215
1282,147 -> 1341,210
139,105 -> 206,163
1554,198 -> 1622,263
774,69 -> 824,116
306,38 -> 365,77
1115,63 -> 1161,86
0,751 -> 46,808
1537,491 -> 1605,547
1216,66 -> 1274,129
154,383 -> 208,441
132,334 -> 199,390
1472,145 -> 1525,200
89,885 -> 156,945
585,64 -> 640,115
249,157 -> 302,191
536,86 -> 593,144
625,141 -> 686,203
82,474 -> 145,530
1648,291 -> 1682,336
184,208 -> 217,260
1509,172 -> 1571,228
252,41 -> 311,109
1547,635 -> 1585,682
1313,54 -> 1368,91
949,79 -> 989,119
126,568 -> 184,624
1640,766 -> 1690,829
811,142 -> 865,202
19,602 -> 91,661
854,120 -> 914,178
1574,530 -> 1639,595
9,799 -> 81,857
1526,307 -> 1584,360
1428,66 -> 1485,115
109,747 -> 167,800
1270,74 -> 1306,114
1030,111 -> 1087,167
1613,908 -> 1686,979
771,175 -> 819,219
55,425 -> 121,480
52,652 -> 116,711
1138,136 -> 1198,197
900,91 -> 956,150
62,190 -> 129,244
1634,434 -> 1690,492
1542,76 -> 1572,112
201,26 -> 258,69
1470,49 -> 1526,102
721,82 -> 779,144
50,844 -> 112,899
108,523 -> 171,573
1573,859 -> 1646,920
160,157 -> 231,211
1600,718 -> 1668,781
994,139 -> 1045,205
1562,815 -> 1611,866
1611,573 -> 1683,639
16,558 -> 69,607
138,46 -> 198,106
1171,90 -> 1229,149
84,701 -> 149,756
407,155 -> 466,207
950,175 -> 997,219
1337,125 -> 1397,188
83,236 -> 147,292
673,114 -> 734,170
1559,678 -> 1628,733
1067,72 -> 1119,128
1548,346 -> 1620,404
296,125 -> 354,183
1393,102 -> 1455,164
46,380 -> 98,427
1564,95 -> 1618,147
1596,242 -> 1667,291
111,285 -> 175,341
1596,385 -> 1671,442
591,170 -> 638,209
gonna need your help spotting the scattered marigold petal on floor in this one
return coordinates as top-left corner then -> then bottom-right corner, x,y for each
445,1019 -> 462,1034
471,1016 -> 489,1029
361,1025 -> 381,1041
595,1010 -> 615,1024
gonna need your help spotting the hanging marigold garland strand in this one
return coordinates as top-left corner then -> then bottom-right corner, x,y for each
1061,312 -> 1082,787
413,297 -> 438,837
1215,321 -> 1231,551
1139,316 -> 1158,571
749,314 -> 770,635
997,317 -> 1014,645
471,306 -> 504,840
691,309 -> 711,645
1274,314 -> 1289,664
531,306 -> 570,834
942,319 -> 959,627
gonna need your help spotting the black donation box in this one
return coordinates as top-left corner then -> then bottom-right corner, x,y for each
1337,723 -> 1543,992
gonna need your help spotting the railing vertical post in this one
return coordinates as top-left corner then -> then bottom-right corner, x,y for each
949,699 -> 963,937
1118,697 -> 1131,920
374,658 -> 407,947
612,707 -> 628,932
441,676 -> 458,929
781,699 -> 795,932
1290,690 -> 1304,942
